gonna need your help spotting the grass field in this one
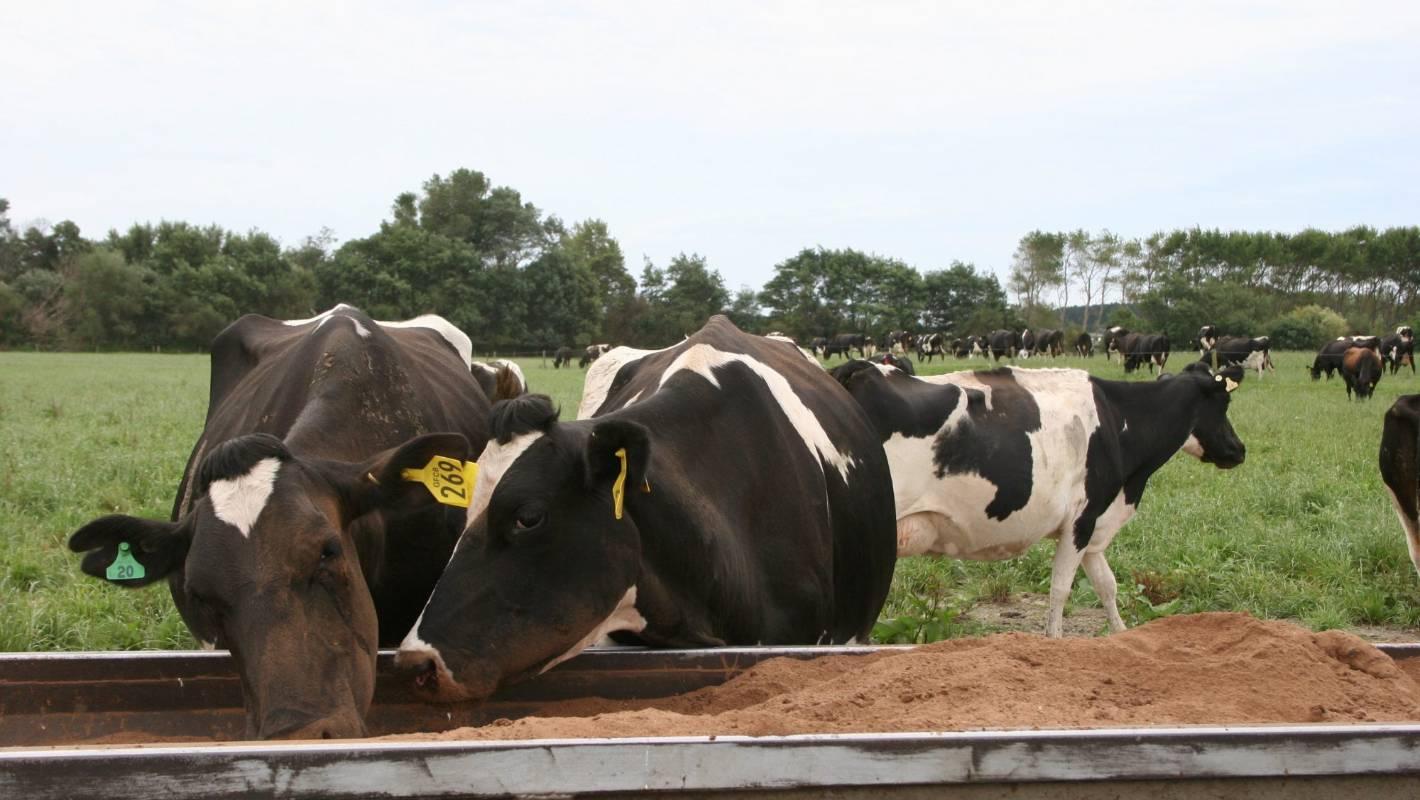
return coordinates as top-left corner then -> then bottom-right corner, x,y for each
2,347 -> 1417,651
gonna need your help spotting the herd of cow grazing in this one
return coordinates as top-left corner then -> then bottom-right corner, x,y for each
61,303 -> 1420,741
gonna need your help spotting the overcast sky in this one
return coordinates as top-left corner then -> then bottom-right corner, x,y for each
5,1 -> 1418,296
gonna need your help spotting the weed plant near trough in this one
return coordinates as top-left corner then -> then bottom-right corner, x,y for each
1,349 -> 1417,650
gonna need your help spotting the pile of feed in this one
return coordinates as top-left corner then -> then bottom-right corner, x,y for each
385,613 -> 1420,741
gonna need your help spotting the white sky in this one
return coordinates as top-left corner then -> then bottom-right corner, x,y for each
4,1 -> 1417,300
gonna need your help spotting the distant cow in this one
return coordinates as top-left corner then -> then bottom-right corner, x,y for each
988,329 -> 1021,361
1342,346 -> 1383,400
1103,326 -> 1129,361
1380,394 -> 1420,579
954,335 -> 987,359
1020,329 -> 1037,358
1199,336 -> 1273,377
831,359 -> 1245,637
1197,325 -> 1219,354
580,343 -> 611,368
396,316 -> 897,702
917,332 -> 946,363
824,333 -> 875,359
1075,332 -> 1094,357
1034,329 -> 1064,357
471,359 -> 527,400
553,347 -> 577,368
67,305 -> 492,739
1121,332 -> 1170,374
1381,326 -> 1415,376
810,337 -> 829,358
883,330 -> 915,354
1312,336 -> 1380,380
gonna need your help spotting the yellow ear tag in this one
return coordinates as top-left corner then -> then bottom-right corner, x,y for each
612,447 -> 629,520
400,455 -> 477,508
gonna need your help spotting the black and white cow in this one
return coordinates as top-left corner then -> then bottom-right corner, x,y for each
1198,336 -> 1273,377
1196,325 -> 1219,355
1121,332 -> 1170,374
1103,326 -> 1129,362
810,336 -> 829,358
1020,329 -> 1037,358
917,332 -> 947,362
395,316 -> 898,702
831,359 -> 1246,637
1381,326 -> 1415,376
580,343 -> 611,368
823,333 -> 875,359
1312,336 -> 1379,380
1342,346 -> 1383,400
553,347 -> 577,368
67,305 -> 492,739
1380,394 -> 1420,579
471,359 -> 528,400
988,329 -> 1021,361
873,351 -> 916,375
1075,331 -> 1094,357
884,330 -> 915,354
1034,329 -> 1064,357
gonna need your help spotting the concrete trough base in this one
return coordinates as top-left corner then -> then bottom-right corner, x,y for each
2,645 -> 1419,798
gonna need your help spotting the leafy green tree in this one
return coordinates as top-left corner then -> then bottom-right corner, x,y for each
64,249 -> 148,348
1008,231 -> 1065,316
920,261 -> 1006,333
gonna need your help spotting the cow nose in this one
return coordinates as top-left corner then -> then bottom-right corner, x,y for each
400,653 -> 441,690
262,710 -> 367,740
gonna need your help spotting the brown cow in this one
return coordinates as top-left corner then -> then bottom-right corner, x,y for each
1342,346 -> 1383,400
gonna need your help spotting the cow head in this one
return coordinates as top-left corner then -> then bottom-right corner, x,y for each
68,431 -> 470,739
1399,325 -> 1415,343
1173,363 -> 1246,468
396,395 -> 648,703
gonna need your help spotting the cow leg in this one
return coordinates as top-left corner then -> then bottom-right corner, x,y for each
1081,552 -> 1126,633
1046,538 -> 1086,638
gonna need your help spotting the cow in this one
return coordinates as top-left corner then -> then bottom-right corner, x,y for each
1342,346 -> 1383,400
988,329 -> 1021,361
824,333 -> 875,360
1121,332 -> 1170,374
471,359 -> 527,400
1020,329 -> 1037,359
1199,336 -> 1272,377
809,336 -> 829,358
1312,336 -> 1380,380
1380,394 -> 1420,579
1197,325 -> 1219,355
553,347 -> 577,368
917,332 -> 946,362
580,343 -> 611,368
954,335 -> 987,359
1034,329 -> 1064,357
1381,326 -> 1416,376
883,330 -> 915,354
873,351 -> 916,375
1075,331 -> 1094,357
395,316 -> 898,703
66,305 -> 493,739
1103,326 -> 1128,361
830,359 -> 1246,638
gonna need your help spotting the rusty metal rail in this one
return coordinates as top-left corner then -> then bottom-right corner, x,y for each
2,644 -> 1419,798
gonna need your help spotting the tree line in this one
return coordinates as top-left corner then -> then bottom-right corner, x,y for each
3,169 -> 1416,354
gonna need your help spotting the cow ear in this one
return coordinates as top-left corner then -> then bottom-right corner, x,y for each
342,433 -> 473,516
68,515 -> 191,588
585,419 -> 651,498
1214,365 -> 1244,393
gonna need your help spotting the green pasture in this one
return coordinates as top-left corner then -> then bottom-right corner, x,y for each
1,348 -> 1417,651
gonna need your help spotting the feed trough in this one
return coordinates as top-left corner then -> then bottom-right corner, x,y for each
3,642 -> 1419,798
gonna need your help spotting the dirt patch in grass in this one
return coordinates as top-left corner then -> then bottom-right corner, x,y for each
382,612 -> 1420,742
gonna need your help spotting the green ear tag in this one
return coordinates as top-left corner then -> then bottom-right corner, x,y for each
106,542 -> 146,582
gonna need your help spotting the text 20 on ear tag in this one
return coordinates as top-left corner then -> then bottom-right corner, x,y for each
107,542 -> 146,581
401,455 -> 478,508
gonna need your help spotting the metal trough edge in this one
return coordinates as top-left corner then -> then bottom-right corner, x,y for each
2,724 -> 1419,798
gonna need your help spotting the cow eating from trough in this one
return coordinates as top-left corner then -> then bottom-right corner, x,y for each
395,316 -> 898,703
1381,394 -> 1420,580
67,305 -> 493,739
830,359 -> 1246,638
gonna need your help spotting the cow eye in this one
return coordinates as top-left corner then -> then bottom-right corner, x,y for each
320,539 -> 342,561
513,509 -> 546,531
